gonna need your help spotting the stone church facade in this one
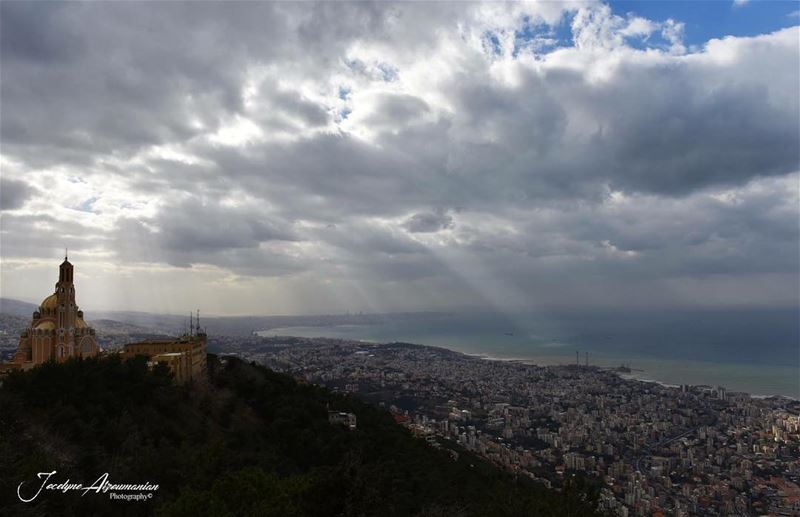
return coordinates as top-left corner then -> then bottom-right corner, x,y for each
12,256 -> 99,368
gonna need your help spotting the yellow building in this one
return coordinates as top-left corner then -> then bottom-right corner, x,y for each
122,331 -> 207,384
11,256 -> 99,369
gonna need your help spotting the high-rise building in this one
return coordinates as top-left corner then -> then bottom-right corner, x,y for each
11,256 -> 99,368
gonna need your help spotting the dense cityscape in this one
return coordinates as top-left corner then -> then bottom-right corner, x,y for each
214,335 -> 800,517
1,302 -> 798,516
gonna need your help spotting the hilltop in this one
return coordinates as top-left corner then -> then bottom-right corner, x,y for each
0,354 -> 601,517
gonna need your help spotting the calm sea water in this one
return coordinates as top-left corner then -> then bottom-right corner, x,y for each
256,309 -> 800,398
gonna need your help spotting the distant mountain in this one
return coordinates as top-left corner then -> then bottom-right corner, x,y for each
0,298 -> 37,318
0,300 -> 171,356
0,299 -> 186,334
89,311 -> 453,338
199,311 -> 453,337
87,318 -> 165,336
0,299 -> 451,338
87,310 -> 187,335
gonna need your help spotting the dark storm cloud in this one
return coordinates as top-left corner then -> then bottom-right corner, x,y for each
1,2 -> 280,162
402,211 -> 454,233
358,93 -> 431,129
113,215 -> 307,276
111,197 -> 301,272
3,2 -> 795,196
458,174 -> 799,282
312,221 -> 452,282
157,200 -> 297,253
431,54 -> 799,199
585,67 -> 800,195
0,178 -> 36,210
200,133 -> 436,222
270,91 -> 331,128
0,2 -> 84,63
247,81 -> 332,131
0,213 -> 104,257
320,222 -> 425,256
0,1 -> 434,167
0,1 -> 797,311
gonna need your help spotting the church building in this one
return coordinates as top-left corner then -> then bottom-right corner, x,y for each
11,256 -> 99,368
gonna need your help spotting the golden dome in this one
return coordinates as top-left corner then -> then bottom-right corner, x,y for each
34,320 -> 56,330
40,293 -> 58,309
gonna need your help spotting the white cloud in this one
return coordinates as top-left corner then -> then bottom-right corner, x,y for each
661,19 -> 686,54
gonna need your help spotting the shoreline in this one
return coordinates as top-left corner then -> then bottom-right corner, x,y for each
463,351 -> 800,401
257,328 -> 799,400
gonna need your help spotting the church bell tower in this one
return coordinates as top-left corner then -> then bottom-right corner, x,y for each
56,253 -> 77,329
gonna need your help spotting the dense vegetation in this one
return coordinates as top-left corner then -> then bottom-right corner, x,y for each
0,355 -> 601,516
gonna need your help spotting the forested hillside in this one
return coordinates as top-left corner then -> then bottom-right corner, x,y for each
0,355 -> 601,516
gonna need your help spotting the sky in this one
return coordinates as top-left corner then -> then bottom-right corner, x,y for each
0,1 -> 798,316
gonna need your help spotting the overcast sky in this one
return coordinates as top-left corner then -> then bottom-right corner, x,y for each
0,1 -> 798,316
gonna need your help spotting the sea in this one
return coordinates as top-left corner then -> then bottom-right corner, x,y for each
256,308 -> 800,399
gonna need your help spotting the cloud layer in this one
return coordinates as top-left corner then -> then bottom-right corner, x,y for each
1,1 -> 797,315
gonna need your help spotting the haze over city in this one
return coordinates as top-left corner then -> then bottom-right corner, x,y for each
1,1 -> 798,317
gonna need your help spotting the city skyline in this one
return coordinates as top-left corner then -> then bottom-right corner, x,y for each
1,1 -> 798,316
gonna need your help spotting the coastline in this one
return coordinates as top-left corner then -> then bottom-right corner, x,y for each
257,326 -> 800,400
464,351 -> 800,401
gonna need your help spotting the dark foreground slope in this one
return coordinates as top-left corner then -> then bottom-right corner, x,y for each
0,355 -> 601,517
